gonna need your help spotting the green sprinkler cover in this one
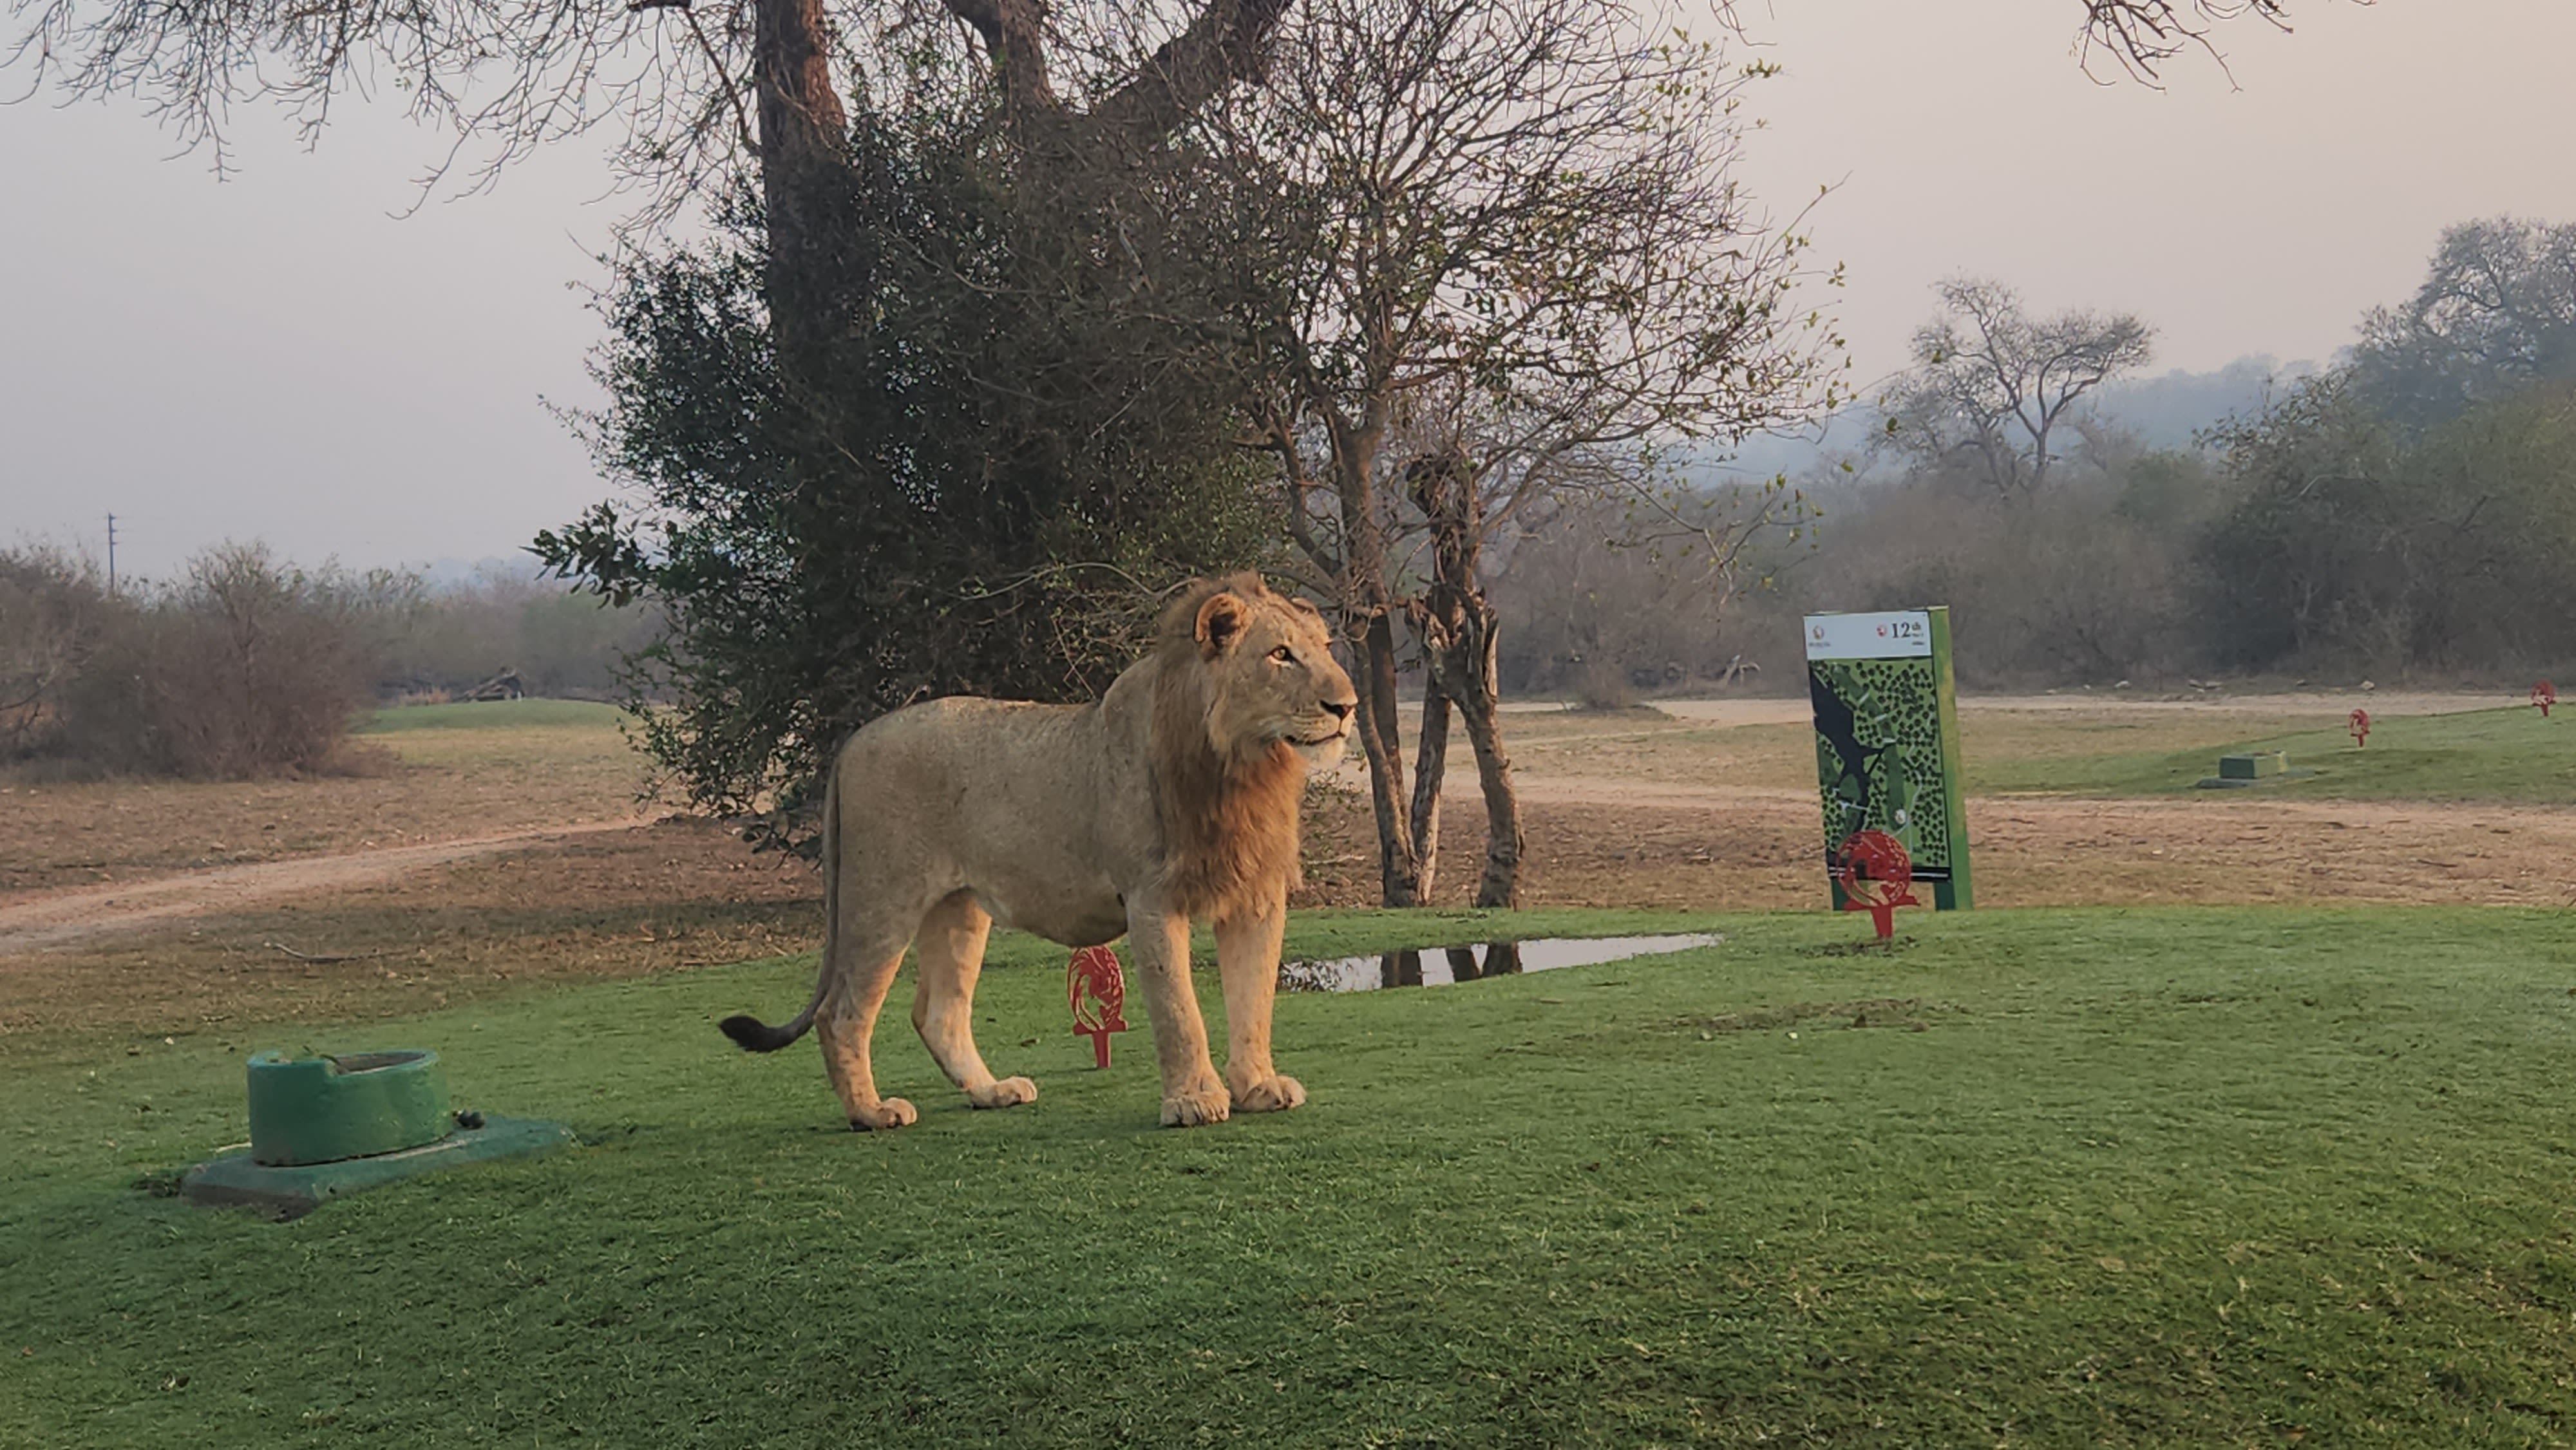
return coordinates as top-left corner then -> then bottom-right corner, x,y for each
247,1050 -> 451,1166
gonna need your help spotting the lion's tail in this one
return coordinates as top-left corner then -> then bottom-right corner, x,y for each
717,757 -> 840,1054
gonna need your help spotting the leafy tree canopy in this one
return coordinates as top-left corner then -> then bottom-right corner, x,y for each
536,104 -> 1270,847
2350,216 -> 2576,435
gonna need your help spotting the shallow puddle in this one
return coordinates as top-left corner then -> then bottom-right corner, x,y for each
1277,934 -> 1723,993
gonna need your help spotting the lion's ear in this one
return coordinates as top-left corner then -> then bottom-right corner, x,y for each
1195,592 -> 1249,657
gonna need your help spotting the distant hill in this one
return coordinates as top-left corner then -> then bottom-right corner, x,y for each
412,555 -> 544,590
1681,354 -> 2323,487
2086,355 -> 2320,450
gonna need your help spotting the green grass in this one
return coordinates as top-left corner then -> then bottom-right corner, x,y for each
7,907 -> 2576,1445
356,699 -> 627,734
1979,705 -> 2576,803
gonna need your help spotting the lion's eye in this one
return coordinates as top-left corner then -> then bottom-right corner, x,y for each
1270,646 -> 1297,664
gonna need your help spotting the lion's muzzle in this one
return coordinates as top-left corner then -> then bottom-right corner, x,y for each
1288,719 -> 1352,767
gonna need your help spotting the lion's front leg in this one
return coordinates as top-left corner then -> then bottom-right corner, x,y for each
1127,901 -> 1229,1127
1215,892 -> 1303,1115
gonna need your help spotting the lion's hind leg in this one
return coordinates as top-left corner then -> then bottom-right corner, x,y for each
819,915 -> 921,1132
911,890 -> 1037,1111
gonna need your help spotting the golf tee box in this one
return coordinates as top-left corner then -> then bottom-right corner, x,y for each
180,1049 -> 573,1221
2196,751 -> 2312,789
1803,608 -> 1972,910
2219,751 -> 2287,780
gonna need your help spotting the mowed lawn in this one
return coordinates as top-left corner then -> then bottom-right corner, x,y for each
1977,705 -> 2576,803
6,907 -> 2575,1445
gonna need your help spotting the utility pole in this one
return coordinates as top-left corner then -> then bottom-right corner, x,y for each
106,513 -> 118,598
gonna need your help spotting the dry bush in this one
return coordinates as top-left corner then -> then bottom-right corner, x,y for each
1495,504 -> 1752,698
1571,659 -> 1638,711
1492,446 -> 2233,693
375,563 -> 661,701
0,547 -> 113,758
6,543 -> 659,780
1746,450 -> 2227,688
54,543 -> 381,777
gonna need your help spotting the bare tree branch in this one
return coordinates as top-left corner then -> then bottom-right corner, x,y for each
1880,277 -> 2154,497
2074,0 -> 2302,84
1205,0 -> 1836,905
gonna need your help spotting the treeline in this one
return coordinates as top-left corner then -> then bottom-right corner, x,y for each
1497,216 -> 2576,693
0,543 -> 656,777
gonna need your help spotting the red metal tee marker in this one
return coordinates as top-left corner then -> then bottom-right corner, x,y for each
1067,945 -> 1129,1069
1832,830 -> 1919,941
2349,708 -> 2371,748
2535,681 -> 2557,718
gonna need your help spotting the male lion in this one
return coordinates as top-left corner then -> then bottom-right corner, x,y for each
720,574 -> 1359,1129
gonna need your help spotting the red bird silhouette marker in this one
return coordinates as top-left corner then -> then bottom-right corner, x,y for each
2535,681 -> 2557,718
1068,945 -> 1129,1069
1832,830 -> 1919,942
2349,708 -> 2371,748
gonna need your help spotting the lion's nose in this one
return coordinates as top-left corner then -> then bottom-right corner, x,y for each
1325,699 -> 1355,722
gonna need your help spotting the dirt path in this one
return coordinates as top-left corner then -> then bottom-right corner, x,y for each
0,817 -> 654,957
1644,690 -> 2515,728
10,684 -> 2557,961
1308,750 -> 2576,911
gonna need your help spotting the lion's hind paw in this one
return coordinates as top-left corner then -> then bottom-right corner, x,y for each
1231,1074 -> 1306,1113
849,1098 -> 919,1131
969,1076 -> 1039,1109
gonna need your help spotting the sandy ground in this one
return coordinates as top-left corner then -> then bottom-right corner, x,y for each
16,691 -> 2566,955
0,819 -> 819,1038
0,724 -> 654,898
1294,779 -> 2576,914
0,818 -> 652,956
23,768 -> 2563,961
1644,690 -> 2518,728
8,691 -> 2570,1039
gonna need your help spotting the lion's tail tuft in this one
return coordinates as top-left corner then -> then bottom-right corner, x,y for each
718,1012 -> 811,1052
719,752 -> 841,1059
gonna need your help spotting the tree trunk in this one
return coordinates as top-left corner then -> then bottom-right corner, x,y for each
1448,617 -> 1525,909
1349,605 -> 1423,907
1408,450 -> 1526,909
751,0 -> 856,382
1409,686 -> 1451,902
1333,408 -> 1432,909
940,0 -> 1291,149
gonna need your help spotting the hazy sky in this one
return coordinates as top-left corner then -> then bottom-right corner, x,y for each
5,0 -> 2571,579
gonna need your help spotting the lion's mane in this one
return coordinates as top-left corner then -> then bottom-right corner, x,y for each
1149,572 -> 1310,919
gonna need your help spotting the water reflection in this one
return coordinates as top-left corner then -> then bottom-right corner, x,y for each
1278,934 -> 1722,993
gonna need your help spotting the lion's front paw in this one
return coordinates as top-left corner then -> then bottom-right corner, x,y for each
1231,1073 -> 1305,1113
1160,1087 -> 1233,1128
849,1097 -> 918,1131
969,1076 -> 1038,1109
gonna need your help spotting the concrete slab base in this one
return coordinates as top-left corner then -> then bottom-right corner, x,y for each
2194,768 -> 2319,789
180,1115 -> 575,1220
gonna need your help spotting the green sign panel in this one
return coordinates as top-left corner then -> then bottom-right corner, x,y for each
1804,608 -> 1972,910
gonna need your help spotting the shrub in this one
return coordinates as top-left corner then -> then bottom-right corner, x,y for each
37,544 -> 381,778
371,563 -> 660,701
0,547 -> 111,758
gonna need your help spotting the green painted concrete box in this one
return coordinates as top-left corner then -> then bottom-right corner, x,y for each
248,1050 -> 451,1165
2219,751 -> 2289,780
